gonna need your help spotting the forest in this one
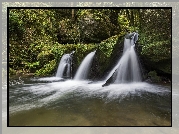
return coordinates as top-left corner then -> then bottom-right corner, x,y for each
9,8 -> 171,82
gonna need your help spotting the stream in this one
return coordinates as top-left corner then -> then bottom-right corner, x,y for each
8,77 -> 171,126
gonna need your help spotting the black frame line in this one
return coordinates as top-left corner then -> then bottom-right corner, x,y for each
7,6 -> 172,127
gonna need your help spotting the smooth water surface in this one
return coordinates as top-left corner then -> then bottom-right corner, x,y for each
56,54 -> 72,78
9,77 -> 171,126
74,51 -> 96,80
104,38 -> 142,83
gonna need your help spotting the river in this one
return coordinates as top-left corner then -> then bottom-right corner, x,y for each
7,76 -> 171,126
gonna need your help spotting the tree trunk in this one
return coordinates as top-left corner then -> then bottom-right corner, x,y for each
71,2 -> 74,19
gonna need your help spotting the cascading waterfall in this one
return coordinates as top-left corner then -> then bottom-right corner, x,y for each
74,51 -> 96,80
104,32 -> 142,83
56,51 -> 75,78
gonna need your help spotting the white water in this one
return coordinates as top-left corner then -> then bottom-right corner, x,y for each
56,54 -> 72,78
8,79 -> 171,115
74,51 -> 96,80
104,38 -> 141,83
35,77 -> 63,82
3,80 -> 176,133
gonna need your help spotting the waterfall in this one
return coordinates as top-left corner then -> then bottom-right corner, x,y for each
104,33 -> 141,83
56,51 -> 74,78
74,51 -> 96,80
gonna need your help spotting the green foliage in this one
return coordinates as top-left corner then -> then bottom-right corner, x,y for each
97,34 -> 123,75
33,42 -> 97,76
24,61 -> 39,72
99,35 -> 119,58
9,8 -> 171,77
141,40 -> 171,62
76,9 -> 121,43
139,9 -> 171,58
148,71 -> 161,82
35,59 -> 56,76
9,9 -> 59,75
138,9 -> 171,76
118,15 -> 130,32
9,68 -> 16,76
9,11 -> 25,40
74,43 -> 97,66
118,9 -> 140,32
58,19 -> 80,44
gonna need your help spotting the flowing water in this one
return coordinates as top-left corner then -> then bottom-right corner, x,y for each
74,51 -> 96,80
56,54 -> 72,78
9,77 -> 171,126
104,38 -> 141,83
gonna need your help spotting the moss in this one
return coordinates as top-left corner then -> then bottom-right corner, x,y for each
139,39 -> 171,80
9,33 -> 124,78
9,68 -> 16,76
153,59 -> 171,74
148,71 -> 161,82
92,34 -> 125,78
35,59 -> 56,76
34,43 -> 97,77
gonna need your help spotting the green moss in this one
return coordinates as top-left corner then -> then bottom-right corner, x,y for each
9,68 -> 16,76
141,40 -> 171,62
74,43 -> 97,66
35,59 -> 56,76
98,35 -> 119,58
9,33 -> 124,77
148,71 -> 161,82
139,38 -> 171,77
96,34 -> 124,76
34,43 -> 97,76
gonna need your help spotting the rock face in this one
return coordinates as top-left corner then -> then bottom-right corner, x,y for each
102,69 -> 117,87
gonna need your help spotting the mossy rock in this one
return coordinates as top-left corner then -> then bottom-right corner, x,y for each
148,71 -> 161,82
90,34 -> 125,80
